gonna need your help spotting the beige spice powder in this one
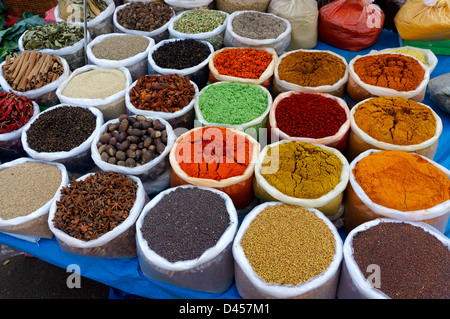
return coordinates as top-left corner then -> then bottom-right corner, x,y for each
241,204 -> 336,285
0,162 -> 62,220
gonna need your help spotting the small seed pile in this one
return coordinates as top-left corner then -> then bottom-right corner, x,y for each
116,2 -> 174,32
2,51 -> 64,91
53,171 -> 138,241
241,204 -> 336,285
91,35 -> 150,61
152,39 -> 211,70
173,9 -> 227,34
231,11 -> 287,40
141,187 -> 230,262
26,106 -> 97,153
97,114 -> 168,168
129,74 -> 196,113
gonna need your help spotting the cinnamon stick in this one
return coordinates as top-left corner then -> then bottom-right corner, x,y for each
17,50 -> 38,91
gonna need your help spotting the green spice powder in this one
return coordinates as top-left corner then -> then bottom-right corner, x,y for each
173,9 -> 227,34
198,82 -> 268,125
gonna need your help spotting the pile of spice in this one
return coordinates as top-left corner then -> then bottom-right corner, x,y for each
212,48 -> 273,79
52,171 -> 138,241
352,53 -> 425,91
353,150 -> 450,212
21,22 -> 84,51
152,39 -> 211,70
0,92 -> 34,134
61,68 -> 126,99
174,127 -> 253,181
275,93 -> 347,138
58,0 -> 108,22
116,2 -> 174,32
2,51 -> 64,91
140,187 -> 231,262
97,114 -> 168,168
353,97 -> 436,146
25,106 -> 97,153
352,221 -> 450,299
0,161 -> 62,220
277,51 -> 346,87
241,204 -> 336,285
173,9 -> 227,34
91,35 -> 150,60
261,141 -> 343,199
385,48 -> 429,66
129,74 -> 195,113
198,82 -> 269,125
231,11 -> 287,40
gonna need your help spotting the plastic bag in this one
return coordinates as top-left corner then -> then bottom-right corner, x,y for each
347,52 -> 430,103
428,73 -> 450,113
0,158 -> 69,239
125,77 -> 199,130
48,173 -> 147,258
268,0 -> 319,50
0,57 -> 71,106
91,116 -> 176,195
268,92 -> 351,153
147,38 -> 214,89
56,65 -> 132,121
54,0 -> 116,39
223,11 -> 292,55
168,9 -> 229,50
344,149 -> 450,234
113,3 -> 176,43
135,185 -> 238,293
0,101 -> 40,159
86,33 -> 155,81
347,98 -> 443,161
21,104 -> 104,175
253,140 -> 350,217
318,0 -> 385,52
215,0 -> 272,13
394,0 -> 450,41
233,202 -> 343,299
164,0 -> 214,13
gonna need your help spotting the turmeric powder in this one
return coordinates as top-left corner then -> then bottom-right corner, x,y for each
354,97 -> 436,145
353,150 -> 450,211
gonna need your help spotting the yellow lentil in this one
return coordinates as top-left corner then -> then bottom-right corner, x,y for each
387,48 -> 428,66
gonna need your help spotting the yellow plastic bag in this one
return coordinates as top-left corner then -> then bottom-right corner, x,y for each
394,0 -> 450,41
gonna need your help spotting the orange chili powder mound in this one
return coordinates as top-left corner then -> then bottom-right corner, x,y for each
213,48 -> 272,79
175,127 -> 253,181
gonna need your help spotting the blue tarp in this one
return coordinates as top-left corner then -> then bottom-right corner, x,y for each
0,29 -> 449,299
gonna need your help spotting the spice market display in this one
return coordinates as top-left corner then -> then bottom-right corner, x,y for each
0,0 -> 449,301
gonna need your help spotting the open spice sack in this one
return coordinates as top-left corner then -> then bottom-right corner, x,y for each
136,185 -> 238,293
233,202 -> 343,299
87,33 -> 155,82
428,72 -> 450,114
0,51 -> 71,106
337,218 -> 450,299
208,47 -> 278,89
253,140 -> 350,219
48,171 -> 147,258
268,92 -> 351,153
0,93 -> 40,158
113,2 -> 175,43
125,74 -> 199,130
55,0 -> 116,39
344,149 -> 450,234
56,65 -> 132,121
0,158 -> 69,239
169,126 -> 260,211
272,49 -> 348,97
164,0 -> 215,13
168,9 -> 229,50
347,52 -> 430,103
21,104 -> 104,175
91,114 -> 176,195
347,97 -> 443,162
223,11 -> 292,55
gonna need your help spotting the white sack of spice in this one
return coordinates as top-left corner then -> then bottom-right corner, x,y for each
164,0 -> 214,12
86,33 -> 155,81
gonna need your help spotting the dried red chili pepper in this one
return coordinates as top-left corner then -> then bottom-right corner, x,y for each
0,92 -> 34,134
213,48 -> 272,79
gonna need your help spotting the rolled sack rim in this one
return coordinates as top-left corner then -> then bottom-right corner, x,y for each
350,97 -> 443,152
169,126 -> 260,188
254,139 -> 350,208
349,149 -> 450,221
232,201 -> 343,299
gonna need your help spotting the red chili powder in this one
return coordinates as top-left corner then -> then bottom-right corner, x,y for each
213,48 -> 272,79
